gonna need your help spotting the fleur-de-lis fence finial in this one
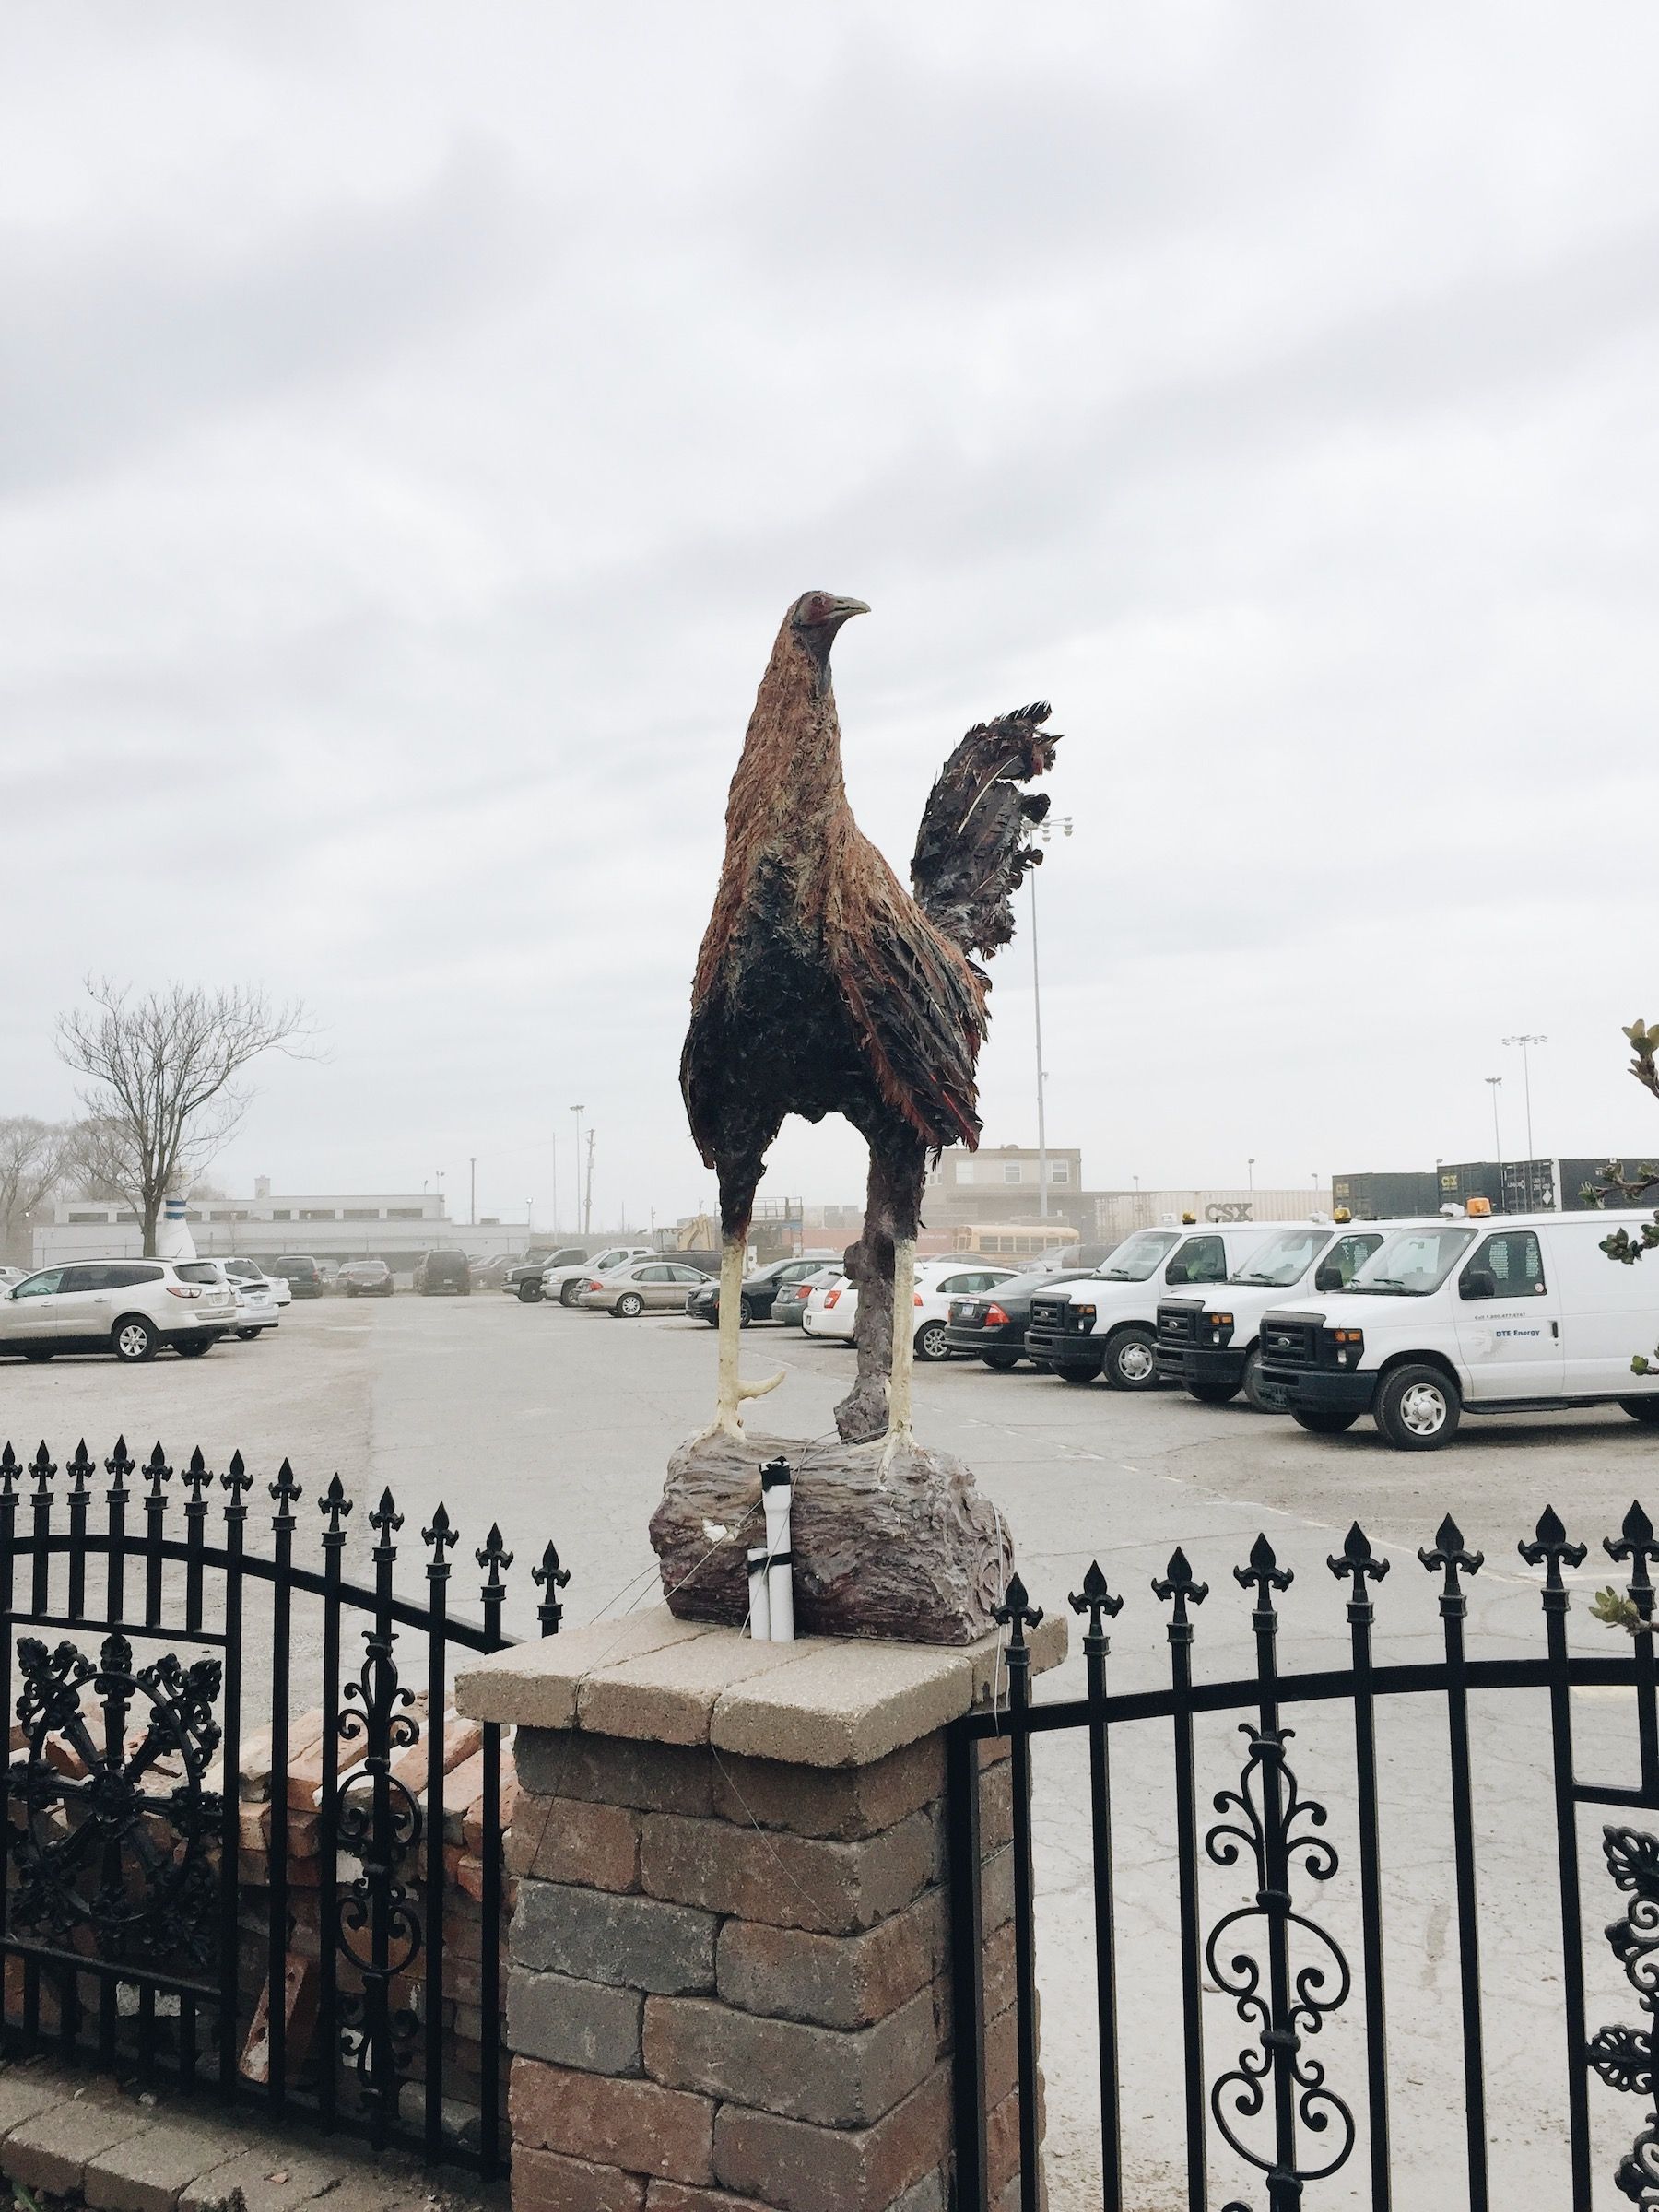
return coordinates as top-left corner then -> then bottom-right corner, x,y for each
1418,1514 -> 1484,1611
1328,1521 -> 1391,1606
1152,1544 -> 1210,1626
1068,1559 -> 1124,1646
533,1541 -> 571,1636
1607,1502 -> 1659,1628
1518,1504 -> 1588,1596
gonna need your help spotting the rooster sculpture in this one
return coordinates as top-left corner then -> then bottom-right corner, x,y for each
681,591 -> 1058,1450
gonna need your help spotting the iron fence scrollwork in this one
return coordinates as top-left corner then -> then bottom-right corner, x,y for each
0,1432 -> 564,2178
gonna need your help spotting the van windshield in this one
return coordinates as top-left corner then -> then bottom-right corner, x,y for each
1100,1231 -> 1180,1282
1348,1226 -> 1477,1296
1232,1228 -> 1325,1288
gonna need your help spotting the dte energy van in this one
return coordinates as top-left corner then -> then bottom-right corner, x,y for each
1155,1218 -> 1393,1410
1024,1218 -> 1287,1388
1258,1209 -> 1659,1449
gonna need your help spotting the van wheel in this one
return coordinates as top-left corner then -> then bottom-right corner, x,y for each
1103,1328 -> 1159,1391
518,1282 -> 543,1304
1057,1364 -> 1099,1386
173,1337 -> 213,1359
982,1351 -> 1020,1371
1621,1398 -> 1659,1425
1375,1364 -> 1461,1450
112,1317 -> 158,1364
559,1278 -> 584,1308
1241,1347 -> 1284,1414
235,1327 -> 261,1342
914,1321 -> 951,1363
616,1292 -> 644,1317
1187,1378 -> 1241,1405
1292,1407 -> 1360,1434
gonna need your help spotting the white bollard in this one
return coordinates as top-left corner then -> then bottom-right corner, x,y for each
760,1456 -> 794,1644
747,1543 -> 772,1641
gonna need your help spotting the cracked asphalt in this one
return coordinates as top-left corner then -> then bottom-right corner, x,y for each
6,1292 -> 1656,2207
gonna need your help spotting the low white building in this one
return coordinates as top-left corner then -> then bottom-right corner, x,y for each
32,1179 -> 537,1270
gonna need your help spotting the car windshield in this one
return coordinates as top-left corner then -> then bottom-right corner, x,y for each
1232,1229 -> 1326,1287
1100,1231 -> 1181,1282
1348,1225 -> 1477,1296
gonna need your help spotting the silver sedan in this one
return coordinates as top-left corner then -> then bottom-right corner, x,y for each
578,1258 -> 714,1317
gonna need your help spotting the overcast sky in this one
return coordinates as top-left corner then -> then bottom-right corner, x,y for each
6,4 -> 1659,1230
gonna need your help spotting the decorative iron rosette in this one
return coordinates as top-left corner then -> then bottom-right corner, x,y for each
6,1633 -> 222,1973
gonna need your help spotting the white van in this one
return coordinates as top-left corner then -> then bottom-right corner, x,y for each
1155,1218 -> 1394,1410
1023,1219 -> 1289,1389
1257,1209 -> 1659,1449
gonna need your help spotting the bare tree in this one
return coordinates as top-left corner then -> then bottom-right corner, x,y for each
0,1118 -> 69,1266
55,981 -> 312,1255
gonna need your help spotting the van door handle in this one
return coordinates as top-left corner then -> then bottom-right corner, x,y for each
1551,1320 -> 1559,1339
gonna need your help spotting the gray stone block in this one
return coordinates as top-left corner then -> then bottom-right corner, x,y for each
509,1967 -> 644,2076
179,2147 -> 343,2212
514,1730 -> 714,1817
0,2066 -> 71,2142
4,2095 -> 151,2197
85,2119 -> 242,2212
512,1879 -> 717,1994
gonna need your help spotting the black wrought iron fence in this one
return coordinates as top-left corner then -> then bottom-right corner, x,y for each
0,1436 -> 568,2178
945,1502 -> 1659,2212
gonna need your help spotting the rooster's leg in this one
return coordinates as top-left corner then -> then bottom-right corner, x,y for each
879,1237 -> 917,1470
693,1235 -> 783,1444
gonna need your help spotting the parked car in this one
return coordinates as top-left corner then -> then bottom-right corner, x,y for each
945,1266 -> 1102,1369
579,1257 -> 717,1316
801,1257 -> 982,1353
0,1266 -> 26,1291
230,1271 -> 281,1339
542,1244 -> 655,1308
1023,1220 -> 1287,1388
338,1258 -> 394,1299
222,1256 -> 290,1310
270,1254 -> 327,1300
776,1264 -> 841,1329
1155,1220 -> 1390,1410
414,1250 -> 472,1295
0,1258 -> 238,1363
507,1249 -> 588,1303
684,1254 -> 841,1328
1259,1208 -> 1659,1450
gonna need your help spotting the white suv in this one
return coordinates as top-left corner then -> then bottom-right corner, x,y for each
0,1259 -> 238,1364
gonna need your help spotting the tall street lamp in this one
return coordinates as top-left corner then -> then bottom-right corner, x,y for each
570,1105 -> 585,1233
1502,1035 -> 1547,1194
1029,815 -> 1073,1219
1485,1076 -> 1504,1201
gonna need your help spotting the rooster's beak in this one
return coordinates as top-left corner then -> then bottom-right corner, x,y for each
830,597 -> 870,620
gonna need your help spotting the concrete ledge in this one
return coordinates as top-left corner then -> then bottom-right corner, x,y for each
457,1607 -> 1065,1770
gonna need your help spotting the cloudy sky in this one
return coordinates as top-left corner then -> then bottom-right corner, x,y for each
6,4 -> 1659,1230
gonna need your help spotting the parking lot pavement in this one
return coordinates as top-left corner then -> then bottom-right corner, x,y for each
6,1295 -> 1656,2204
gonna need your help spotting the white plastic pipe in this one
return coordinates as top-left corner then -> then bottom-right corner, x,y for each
760,1457 -> 794,1643
747,1543 -> 772,1641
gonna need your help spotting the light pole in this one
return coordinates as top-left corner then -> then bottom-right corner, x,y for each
570,1106 -> 585,1235
1029,815 -> 1073,1219
1502,1035 -> 1547,1196
1485,1076 -> 1504,1205
469,1157 -> 477,1226
1248,1158 -> 1255,1193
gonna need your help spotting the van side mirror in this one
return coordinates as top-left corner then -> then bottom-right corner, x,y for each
1313,1263 -> 1344,1294
1165,1261 -> 1189,1286
1461,1269 -> 1498,1301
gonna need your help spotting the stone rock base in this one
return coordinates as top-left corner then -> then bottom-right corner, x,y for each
648,1430 -> 1013,1645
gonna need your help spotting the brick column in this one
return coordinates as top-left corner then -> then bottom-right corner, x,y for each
457,1609 -> 1064,2212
